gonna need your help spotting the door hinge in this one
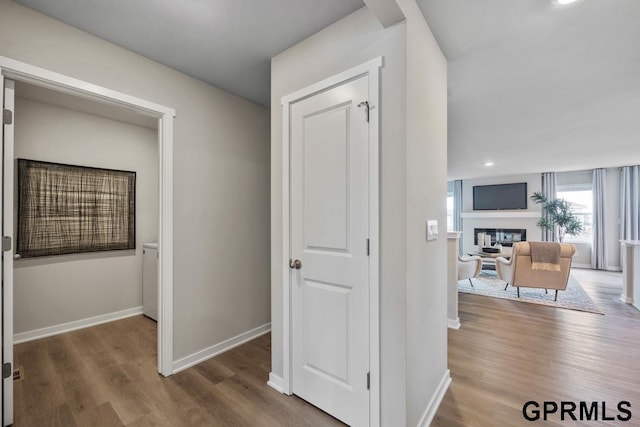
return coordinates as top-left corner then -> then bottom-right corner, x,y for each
3,109 -> 12,125
366,238 -> 370,256
2,236 -> 11,252
367,372 -> 370,390
357,101 -> 370,122
2,363 -> 11,379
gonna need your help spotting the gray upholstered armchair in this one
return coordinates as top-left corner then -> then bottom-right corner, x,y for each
457,255 -> 482,286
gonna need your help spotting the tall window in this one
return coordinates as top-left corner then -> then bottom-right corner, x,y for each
557,183 -> 593,243
446,189 -> 454,232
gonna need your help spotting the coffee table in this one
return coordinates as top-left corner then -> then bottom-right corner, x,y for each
468,250 -> 511,271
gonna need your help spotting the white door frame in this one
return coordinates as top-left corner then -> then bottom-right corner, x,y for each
281,56 -> 382,426
0,56 -> 175,377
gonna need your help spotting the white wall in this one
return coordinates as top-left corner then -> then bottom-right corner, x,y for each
0,0 -> 270,361
13,96 -> 157,334
271,7 -> 409,424
397,0 -> 449,425
461,174 -> 542,254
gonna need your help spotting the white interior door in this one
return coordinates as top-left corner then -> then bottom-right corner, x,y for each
1,77 -> 14,426
289,75 -> 370,426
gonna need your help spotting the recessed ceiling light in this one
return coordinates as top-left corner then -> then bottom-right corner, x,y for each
484,162 -> 494,167
555,0 -> 580,5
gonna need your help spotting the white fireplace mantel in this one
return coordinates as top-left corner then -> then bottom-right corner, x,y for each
461,211 -> 540,219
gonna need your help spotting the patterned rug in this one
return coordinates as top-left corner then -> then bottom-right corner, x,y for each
458,271 -> 603,315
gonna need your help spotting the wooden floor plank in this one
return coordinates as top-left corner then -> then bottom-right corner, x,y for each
15,269 -> 634,426
433,268 -> 640,426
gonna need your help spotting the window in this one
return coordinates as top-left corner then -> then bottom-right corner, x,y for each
447,191 -> 454,232
557,184 -> 593,243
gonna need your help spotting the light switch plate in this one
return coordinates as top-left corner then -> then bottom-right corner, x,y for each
427,220 -> 438,241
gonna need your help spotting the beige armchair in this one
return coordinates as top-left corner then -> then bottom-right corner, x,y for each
495,242 -> 576,300
457,255 -> 482,286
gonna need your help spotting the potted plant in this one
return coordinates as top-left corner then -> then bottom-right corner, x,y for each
531,192 -> 583,243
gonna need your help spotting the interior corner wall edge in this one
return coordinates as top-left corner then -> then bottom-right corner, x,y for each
0,0 -> 271,360
271,6 -> 409,425
13,97 -> 158,333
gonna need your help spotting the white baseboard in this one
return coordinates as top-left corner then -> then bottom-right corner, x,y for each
417,369 -> 451,427
172,323 -> 271,374
267,372 -> 286,394
447,318 -> 461,330
14,306 -> 143,344
620,294 -> 633,304
573,263 -> 591,269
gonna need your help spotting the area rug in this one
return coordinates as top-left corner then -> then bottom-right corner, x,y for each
458,271 -> 603,314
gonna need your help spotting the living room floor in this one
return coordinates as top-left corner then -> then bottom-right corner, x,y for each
433,268 -> 640,426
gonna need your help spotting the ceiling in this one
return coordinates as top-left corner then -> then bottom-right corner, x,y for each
418,0 -> 640,179
13,0 -> 640,180
13,0 -> 365,107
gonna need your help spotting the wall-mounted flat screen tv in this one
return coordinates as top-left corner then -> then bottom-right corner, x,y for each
473,182 -> 527,210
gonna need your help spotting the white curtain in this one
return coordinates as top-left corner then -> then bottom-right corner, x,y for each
453,180 -> 463,254
591,168 -> 607,269
620,166 -> 640,241
541,172 -> 557,241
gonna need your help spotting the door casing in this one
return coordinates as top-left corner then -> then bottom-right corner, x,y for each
280,56 -> 382,427
0,57 -> 175,391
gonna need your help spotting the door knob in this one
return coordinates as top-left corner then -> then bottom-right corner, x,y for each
289,259 -> 302,269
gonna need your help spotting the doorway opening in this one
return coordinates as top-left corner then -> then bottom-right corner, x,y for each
1,56 -> 175,426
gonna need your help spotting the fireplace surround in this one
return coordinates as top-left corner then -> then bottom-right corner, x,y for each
473,228 -> 527,247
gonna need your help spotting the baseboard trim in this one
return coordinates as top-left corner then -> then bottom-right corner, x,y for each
267,372 -> 286,394
14,306 -> 143,344
417,369 -> 451,427
172,323 -> 271,374
447,318 -> 461,330
620,294 -> 633,304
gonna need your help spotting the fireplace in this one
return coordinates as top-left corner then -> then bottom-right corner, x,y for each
474,228 -> 526,247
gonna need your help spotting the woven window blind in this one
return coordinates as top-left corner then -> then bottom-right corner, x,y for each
17,159 -> 136,258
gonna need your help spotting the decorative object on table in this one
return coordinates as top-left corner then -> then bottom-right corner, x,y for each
477,232 -> 485,247
484,234 -> 492,247
530,191 -> 583,243
17,159 -> 136,258
495,241 -> 575,300
482,246 -> 500,253
457,270 -> 603,315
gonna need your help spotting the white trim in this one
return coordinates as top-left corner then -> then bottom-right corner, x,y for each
447,318 -> 461,330
280,57 -> 383,427
633,302 -> 640,311
573,263 -> 591,269
0,55 -> 175,378
267,373 -> 286,394
0,56 -> 175,117
2,77 -> 15,426
158,114 -> 174,377
172,323 -> 271,373
620,294 -> 633,304
281,57 -> 383,106
417,369 -> 452,427
13,307 -> 143,344
460,211 -> 540,219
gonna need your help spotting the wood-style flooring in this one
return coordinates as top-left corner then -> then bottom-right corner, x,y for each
433,268 -> 640,426
14,269 -> 639,426
14,317 -> 343,426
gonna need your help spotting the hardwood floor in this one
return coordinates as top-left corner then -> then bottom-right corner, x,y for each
15,269 -> 638,426
433,268 -> 640,426
14,317 -> 343,426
